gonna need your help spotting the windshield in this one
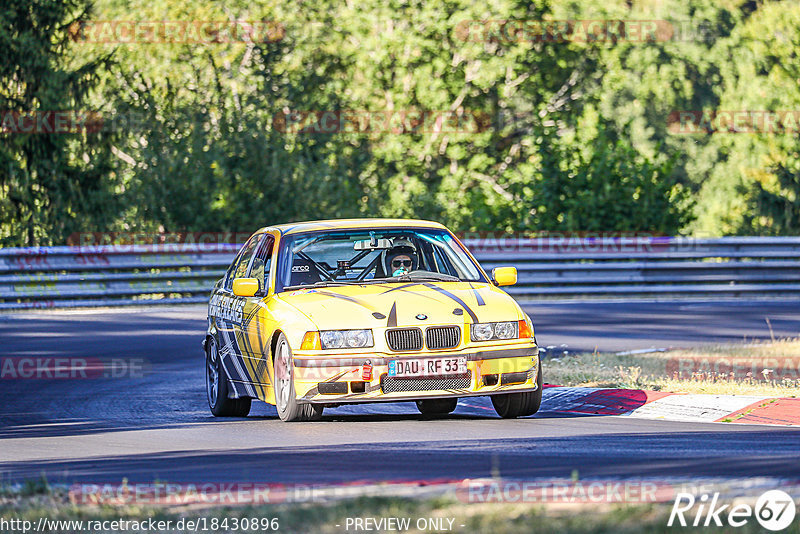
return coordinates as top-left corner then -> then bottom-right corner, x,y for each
276,228 -> 486,292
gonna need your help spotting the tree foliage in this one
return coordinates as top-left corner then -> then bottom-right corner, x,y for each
2,0 -> 799,245
0,0 -> 115,246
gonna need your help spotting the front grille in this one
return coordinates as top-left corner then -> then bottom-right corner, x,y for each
386,328 -> 423,351
425,325 -> 461,350
381,372 -> 472,393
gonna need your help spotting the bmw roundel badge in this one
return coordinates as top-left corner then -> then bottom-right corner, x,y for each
415,313 -> 427,320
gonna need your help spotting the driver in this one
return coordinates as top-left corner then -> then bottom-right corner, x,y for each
385,238 -> 419,276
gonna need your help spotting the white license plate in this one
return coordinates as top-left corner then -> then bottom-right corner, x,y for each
387,357 -> 467,378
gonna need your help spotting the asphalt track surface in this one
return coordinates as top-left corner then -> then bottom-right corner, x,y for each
1,300 -> 799,485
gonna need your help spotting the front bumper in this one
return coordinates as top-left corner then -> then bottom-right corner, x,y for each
292,346 -> 540,404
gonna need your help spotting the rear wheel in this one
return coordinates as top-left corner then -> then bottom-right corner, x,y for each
206,336 -> 251,417
490,364 -> 543,419
416,398 -> 458,415
274,333 -> 323,422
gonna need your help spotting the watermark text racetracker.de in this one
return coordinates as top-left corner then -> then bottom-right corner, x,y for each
0,357 -> 149,380
0,517 -> 280,533
667,355 -> 800,383
68,20 -> 284,44
457,231 -> 706,254
452,19 -> 710,44
68,482 -> 451,506
66,231 -> 252,252
668,110 -> 800,134
0,111 -> 103,134
459,479 -> 676,504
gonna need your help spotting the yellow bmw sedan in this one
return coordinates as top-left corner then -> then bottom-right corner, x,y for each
203,218 -> 542,421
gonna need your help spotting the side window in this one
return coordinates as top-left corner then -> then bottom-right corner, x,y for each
249,234 -> 275,294
430,243 -> 456,277
224,234 -> 262,291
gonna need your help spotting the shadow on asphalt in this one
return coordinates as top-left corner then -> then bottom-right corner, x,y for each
0,419 -> 228,440
0,400 -> 603,439
3,429 -> 800,485
0,412 -> 604,442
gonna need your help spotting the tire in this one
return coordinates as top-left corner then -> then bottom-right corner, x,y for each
490,363 -> 543,419
416,397 -> 458,415
274,333 -> 323,422
206,336 -> 251,417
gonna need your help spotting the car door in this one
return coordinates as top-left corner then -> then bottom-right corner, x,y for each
238,233 -> 277,392
213,232 -> 263,398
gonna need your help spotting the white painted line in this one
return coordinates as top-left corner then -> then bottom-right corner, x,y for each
615,347 -> 667,356
625,394 -> 770,423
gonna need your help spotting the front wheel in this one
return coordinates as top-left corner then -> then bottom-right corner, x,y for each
416,398 -> 458,416
274,333 -> 323,422
490,364 -> 543,419
206,336 -> 251,417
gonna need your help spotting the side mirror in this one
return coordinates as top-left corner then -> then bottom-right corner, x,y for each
232,278 -> 260,297
492,267 -> 517,287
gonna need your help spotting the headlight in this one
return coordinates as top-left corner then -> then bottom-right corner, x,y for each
472,323 -> 494,341
470,321 -> 519,341
320,329 -> 373,349
320,330 -> 344,348
494,321 -> 517,339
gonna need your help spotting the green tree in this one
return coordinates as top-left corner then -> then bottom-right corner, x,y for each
0,0 -> 115,246
7,0 -> 789,242
712,1 -> 800,235
94,0 -> 373,234
531,133 -> 692,233
743,158 -> 800,235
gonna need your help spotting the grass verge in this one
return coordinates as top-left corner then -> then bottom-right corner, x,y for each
4,489 -> 797,534
545,338 -> 800,396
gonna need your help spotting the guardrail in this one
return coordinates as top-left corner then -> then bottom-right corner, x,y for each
468,236 -> 800,299
1,237 -> 799,309
0,244 -> 237,310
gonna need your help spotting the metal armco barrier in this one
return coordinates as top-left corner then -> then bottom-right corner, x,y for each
0,244 -> 238,310
1,237 -> 800,309
467,236 -> 800,299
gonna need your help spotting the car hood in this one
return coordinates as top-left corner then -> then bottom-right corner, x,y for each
276,281 -> 522,329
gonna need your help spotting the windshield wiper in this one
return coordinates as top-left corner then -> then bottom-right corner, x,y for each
284,272 -> 461,291
374,271 -> 461,283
